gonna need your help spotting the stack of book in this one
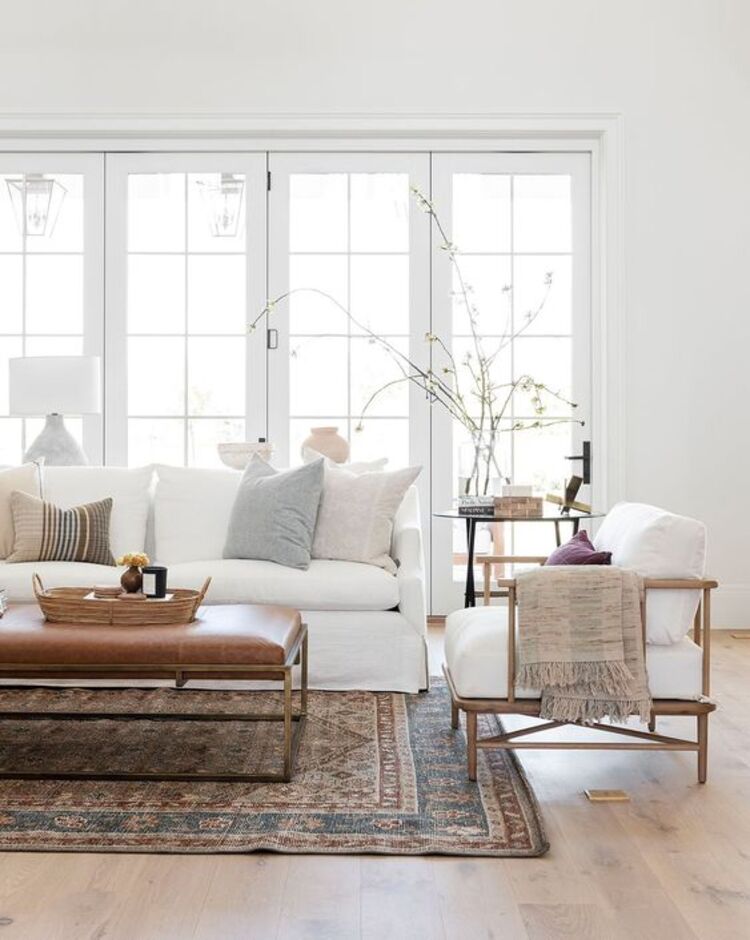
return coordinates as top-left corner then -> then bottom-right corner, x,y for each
458,495 -> 544,518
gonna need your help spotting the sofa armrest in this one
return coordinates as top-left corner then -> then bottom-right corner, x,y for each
392,486 -> 426,637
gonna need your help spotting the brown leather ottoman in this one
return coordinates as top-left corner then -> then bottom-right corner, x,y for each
0,604 -> 308,783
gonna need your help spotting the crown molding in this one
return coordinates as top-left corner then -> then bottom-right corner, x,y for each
0,110 -> 622,139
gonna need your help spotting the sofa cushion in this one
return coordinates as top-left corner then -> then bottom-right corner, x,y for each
154,465 -> 241,563
0,463 -> 42,558
167,558 -> 400,610
223,457 -> 324,569
445,605 -> 703,700
593,502 -> 706,644
0,560 -> 122,602
7,492 -> 115,566
312,464 -> 421,573
42,466 -> 153,560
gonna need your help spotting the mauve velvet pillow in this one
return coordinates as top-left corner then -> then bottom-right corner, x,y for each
544,529 -> 612,566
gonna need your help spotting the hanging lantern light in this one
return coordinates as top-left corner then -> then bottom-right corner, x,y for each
197,173 -> 245,237
6,174 -> 67,237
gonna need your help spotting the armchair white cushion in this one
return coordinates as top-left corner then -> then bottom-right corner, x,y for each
593,502 -> 706,644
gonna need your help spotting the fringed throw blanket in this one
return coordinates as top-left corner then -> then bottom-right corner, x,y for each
516,566 -> 652,724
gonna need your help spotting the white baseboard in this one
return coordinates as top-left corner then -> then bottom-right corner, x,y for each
712,584 -> 750,630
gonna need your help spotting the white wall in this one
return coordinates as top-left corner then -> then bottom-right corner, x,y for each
1,0 -> 749,625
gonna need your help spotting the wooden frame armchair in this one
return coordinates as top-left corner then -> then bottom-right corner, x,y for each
444,557 -> 718,783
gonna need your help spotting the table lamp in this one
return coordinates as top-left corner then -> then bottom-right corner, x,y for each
9,356 -> 101,466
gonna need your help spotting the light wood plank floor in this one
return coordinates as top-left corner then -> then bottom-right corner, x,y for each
0,629 -> 748,939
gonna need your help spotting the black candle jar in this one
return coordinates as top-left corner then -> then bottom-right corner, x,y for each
141,565 -> 168,599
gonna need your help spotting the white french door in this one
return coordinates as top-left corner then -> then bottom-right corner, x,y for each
4,145 -> 595,617
104,153 -> 267,466
0,153 -> 104,463
430,153 -> 592,612
266,153 -> 432,548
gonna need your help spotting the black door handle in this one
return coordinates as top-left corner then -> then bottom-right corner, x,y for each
565,440 -> 591,484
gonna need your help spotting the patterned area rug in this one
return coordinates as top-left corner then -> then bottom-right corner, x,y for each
0,681 -> 547,855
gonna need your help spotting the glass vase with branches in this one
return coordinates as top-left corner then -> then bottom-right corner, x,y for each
250,187 -> 583,497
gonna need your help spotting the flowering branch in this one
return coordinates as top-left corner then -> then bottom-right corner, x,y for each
249,188 -> 583,496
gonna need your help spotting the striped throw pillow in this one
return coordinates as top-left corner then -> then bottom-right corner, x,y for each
7,491 -> 115,566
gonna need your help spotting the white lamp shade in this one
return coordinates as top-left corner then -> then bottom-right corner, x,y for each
9,356 -> 102,416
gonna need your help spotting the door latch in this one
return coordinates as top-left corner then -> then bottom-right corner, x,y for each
565,440 -> 591,484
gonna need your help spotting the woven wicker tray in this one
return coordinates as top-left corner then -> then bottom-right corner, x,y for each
33,574 -> 212,626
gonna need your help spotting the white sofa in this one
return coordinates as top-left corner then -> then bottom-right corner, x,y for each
0,465 -> 428,693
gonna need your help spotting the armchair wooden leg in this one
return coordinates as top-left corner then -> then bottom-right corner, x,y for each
451,701 -> 459,729
466,710 -> 478,781
648,713 -> 656,733
697,713 -> 708,784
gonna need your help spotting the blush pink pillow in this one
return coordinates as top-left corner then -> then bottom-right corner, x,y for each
544,529 -> 612,566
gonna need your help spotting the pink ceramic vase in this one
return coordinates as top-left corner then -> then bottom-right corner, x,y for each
301,426 -> 350,463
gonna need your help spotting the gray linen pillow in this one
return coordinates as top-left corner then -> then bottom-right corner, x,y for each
223,456 -> 324,569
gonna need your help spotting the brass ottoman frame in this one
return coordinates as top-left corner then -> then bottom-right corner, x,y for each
0,626 -> 308,784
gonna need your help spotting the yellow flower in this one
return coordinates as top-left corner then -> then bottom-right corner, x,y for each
117,552 -> 150,568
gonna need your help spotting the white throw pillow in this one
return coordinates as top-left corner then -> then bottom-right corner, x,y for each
0,463 -> 42,558
312,464 -> 421,573
302,447 -> 388,475
154,465 -> 242,563
42,465 -> 153,560
593,502 -> 706,645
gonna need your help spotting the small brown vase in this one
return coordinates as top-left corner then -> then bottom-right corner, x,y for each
120,565 -> 143,594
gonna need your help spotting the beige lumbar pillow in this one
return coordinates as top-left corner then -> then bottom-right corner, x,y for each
312,464 -> 421,573
0,463 -> 42,559
7,491 -> 115,566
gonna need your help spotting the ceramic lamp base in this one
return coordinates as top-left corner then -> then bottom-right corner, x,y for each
23,414 -> 88,467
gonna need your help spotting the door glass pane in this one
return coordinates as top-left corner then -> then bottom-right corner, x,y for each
286,171 -> 411,468
453,174 -> 511,253
187,255 -> 246,334
289,336 -> 348,415
350,174 -> 409,252
188,418 -> 245,467
25,255 -> 84,334
187,173 -> 246,253
128,174 -> 185,252
289,255 -> 348,334
128,337 -> 185,416
128,418 -> 185,466
290,174 -> 347,252
513,175 -> 572,253
0,256 -> 23,333
187,337 -> 245,415
128,255 -> 185,334
125,170 -> 248,465
25,174 -> 83,253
